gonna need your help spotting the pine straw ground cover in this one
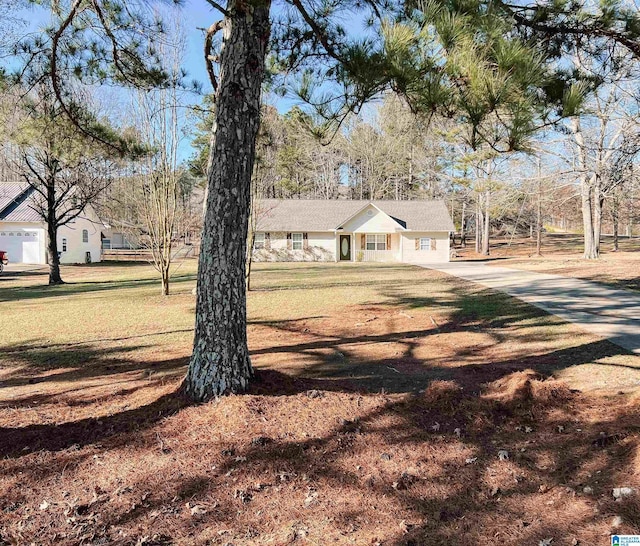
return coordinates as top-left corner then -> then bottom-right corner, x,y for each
1,262 -> 640,545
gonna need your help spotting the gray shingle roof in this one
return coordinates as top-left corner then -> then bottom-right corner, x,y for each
0,183 -> 41,222
256,199 -> 455,232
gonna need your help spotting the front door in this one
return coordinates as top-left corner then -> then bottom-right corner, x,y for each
339,235 -> 351,261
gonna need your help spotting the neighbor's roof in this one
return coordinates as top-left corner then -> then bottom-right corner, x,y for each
256,199 -> 455,232
0,183 -> 41,222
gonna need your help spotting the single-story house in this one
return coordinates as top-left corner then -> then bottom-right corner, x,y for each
0,183 -> 104,264
253,199 -> 455,263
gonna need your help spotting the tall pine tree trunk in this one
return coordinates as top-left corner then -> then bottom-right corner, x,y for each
184,0 -> 271,402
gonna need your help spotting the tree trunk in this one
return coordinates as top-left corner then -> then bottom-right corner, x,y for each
612,193 -> 620,251
46,181 -> 63,285
481,189 -> 490,256
582,179 -> 598,259
460,201 -> 466,248
573,118 -> 600,260
246,229 -> 255,292
184,0 -> 271,402
475,200 -> 482,253
535,177 -> 542,256
161,267 -> 170,296
593,192 -> 604,257
46,220 -> 63,285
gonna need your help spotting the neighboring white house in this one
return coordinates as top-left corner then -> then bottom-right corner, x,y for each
0,183 -> 104,265
253,199 -> 455,263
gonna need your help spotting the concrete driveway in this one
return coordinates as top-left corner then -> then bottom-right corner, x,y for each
418,261 -> 640,355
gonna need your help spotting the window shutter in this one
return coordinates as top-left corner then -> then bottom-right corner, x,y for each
386,234 -> 391,250
303,232 -> 309,249
265,232 -> 271,250
415,238 -> 419,250
287,232 -> 292,250
431,238 -> 437,251
360,234 -> 365,250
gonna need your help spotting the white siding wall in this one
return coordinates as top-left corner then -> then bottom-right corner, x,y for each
269,231 -> 287,250
57,211 -> 103,264
254,231 -> 336,261
401,232 -> 450,263
1,207 -> 103,265
253,229 -> 451,263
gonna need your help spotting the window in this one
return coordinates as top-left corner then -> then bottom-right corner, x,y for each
82,229 -> 89,243
366,234 -> 386,250
62,238 -> 67,252
254,232 -> 265,249
292,232 -> 303,250
420,237 -> 431,250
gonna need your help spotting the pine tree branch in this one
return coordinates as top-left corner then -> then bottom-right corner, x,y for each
91,0 -> 140,88
203,0 -> 231,17
501,2 -> 640,58
205,20 -> 224,94
49,0 -> 126,155
290,0 -> 345,65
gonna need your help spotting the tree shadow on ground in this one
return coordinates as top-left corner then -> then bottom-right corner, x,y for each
250,337 -> 626,395
0,339 -> 190,390
0,273 -> 196,302
0,389 -> 189,459
0,269 -> 48,282
3,262 -> 640,543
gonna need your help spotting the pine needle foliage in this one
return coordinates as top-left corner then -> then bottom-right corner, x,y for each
387,0 -> 557,151
7,0 -> 171,156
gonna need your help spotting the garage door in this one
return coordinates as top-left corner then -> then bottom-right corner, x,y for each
0,229 -> 42,264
